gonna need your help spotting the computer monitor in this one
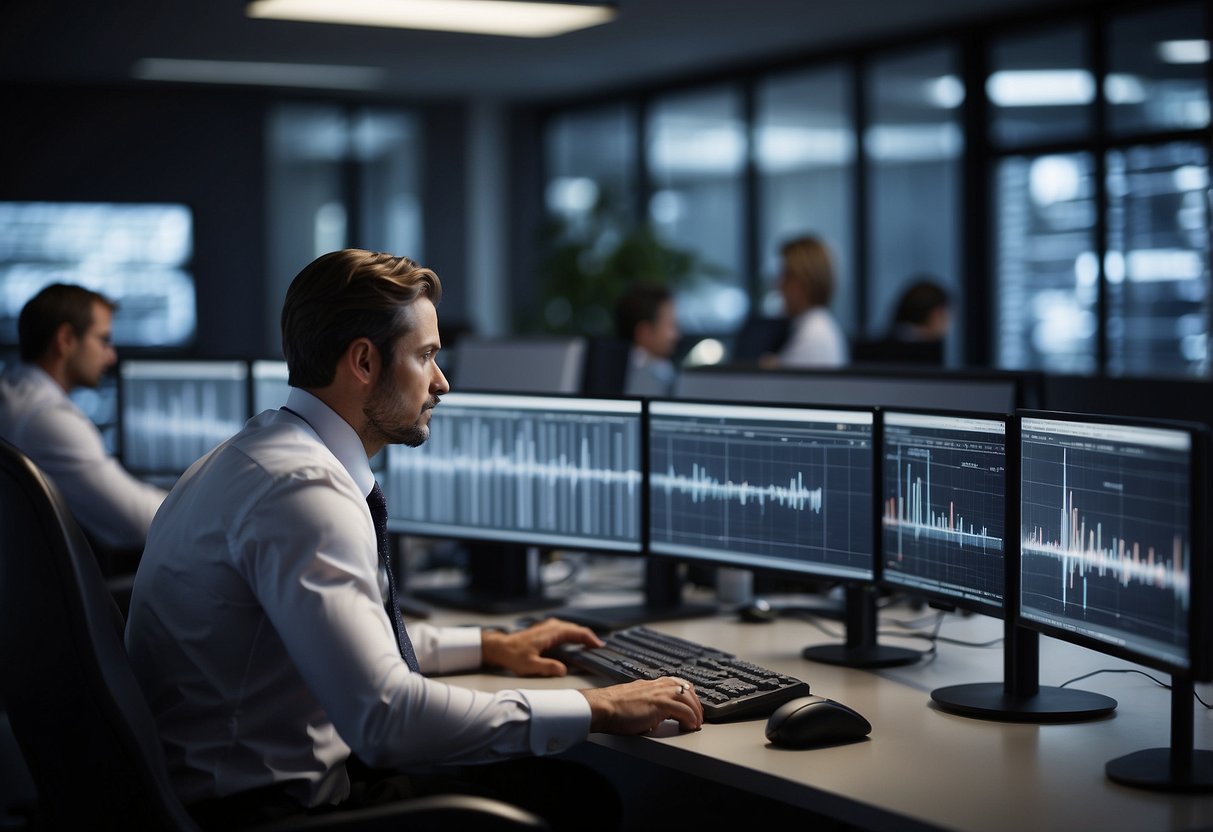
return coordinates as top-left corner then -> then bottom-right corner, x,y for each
250,359 -> 291,413
119,360 -> 248,482
881,410 -> 1007,615
675,365 -> 1033,413
647,399 -> 920,667
1018,412 -> 1210,791
882,410 -> 1117,721
384,392 -> 643,613
0,201 -> 197,349
451,337 -> 587,394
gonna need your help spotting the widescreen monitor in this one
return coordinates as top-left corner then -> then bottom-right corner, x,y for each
0,201 -> 196,348
384,392 -> 642,612
1018,414 -> 1203,678
119,360 -> 248,479
647,400 -> 919,667
674,366 -> 1029,413
1018,412 -> 1210,790
251,359 -> 291,413
451,337 -> 586,394
881,411 -> 1007,615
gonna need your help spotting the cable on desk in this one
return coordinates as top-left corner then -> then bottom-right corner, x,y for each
785,610 -> 939,656
1058,668 -> 1213,709
789,608 -> 1003,651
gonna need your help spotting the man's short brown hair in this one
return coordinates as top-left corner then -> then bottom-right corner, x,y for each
18,283 -> 116,363
281,249 -> 442,389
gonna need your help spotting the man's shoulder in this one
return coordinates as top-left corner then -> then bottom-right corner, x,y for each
222,414 -> 351,487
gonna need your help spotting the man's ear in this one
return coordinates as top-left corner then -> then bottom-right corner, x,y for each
344,337 -> 379,387
51,322 -> 77,358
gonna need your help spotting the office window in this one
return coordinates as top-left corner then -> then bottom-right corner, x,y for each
355,111 -> 424,258
989,24 -> 1093,148
539,105 -> 639,333
995,153 -> 1098,373
1107,3 -> 1209,136
647,85 -> 748,333
755,66 -> 856,324
1106,142 -> 1209,376
266,104 -> 424,354
544,104 -> 638,240
865,45 -> 963,359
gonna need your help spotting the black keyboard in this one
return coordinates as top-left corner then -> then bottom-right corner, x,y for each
553,625 -> 810,722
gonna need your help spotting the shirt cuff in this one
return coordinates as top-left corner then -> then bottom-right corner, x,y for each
427,625 -> 483,675
518,689 -> 592,756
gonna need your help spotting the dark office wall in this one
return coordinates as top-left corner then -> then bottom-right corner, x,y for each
0,83 -> 474,357
0,83 -> 268,359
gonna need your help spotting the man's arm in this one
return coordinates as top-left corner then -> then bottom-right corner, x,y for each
21,400 -> 166,549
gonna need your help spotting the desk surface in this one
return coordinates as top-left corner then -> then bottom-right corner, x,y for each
433,603 -> 1213,832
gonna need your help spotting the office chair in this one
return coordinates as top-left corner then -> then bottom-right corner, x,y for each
0,438 -> 547,831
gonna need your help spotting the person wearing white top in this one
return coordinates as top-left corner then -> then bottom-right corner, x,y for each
773,236 -> 849,368
0,284 -> 166,552
125,249 -> 703,828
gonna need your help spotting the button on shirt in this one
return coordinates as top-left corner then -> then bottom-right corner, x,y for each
0,363 -> 166,550
124,388 -> 591,809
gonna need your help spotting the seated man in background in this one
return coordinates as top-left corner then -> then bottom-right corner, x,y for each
615,283 -> 681,396
125,249 -> 702,830
0,283 -> 166,555
890,277 -> 951,343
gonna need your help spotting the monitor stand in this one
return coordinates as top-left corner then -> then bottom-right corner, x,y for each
801,585 -> 922,668
1106,676 -> 1213,792
552,559 -> 717,633
930,623 -> 1117,722
413,543 -> 565,615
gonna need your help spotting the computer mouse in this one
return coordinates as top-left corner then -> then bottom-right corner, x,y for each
737,599 -> 777,623
764,695 -> 871,748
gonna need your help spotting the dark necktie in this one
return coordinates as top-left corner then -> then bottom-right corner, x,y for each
366,482 -> 420,672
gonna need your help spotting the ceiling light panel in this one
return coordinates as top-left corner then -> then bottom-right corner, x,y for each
246,0 -> 617,38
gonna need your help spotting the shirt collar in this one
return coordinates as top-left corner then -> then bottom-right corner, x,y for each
282,388 -> 376,499
16,363 -> 68,397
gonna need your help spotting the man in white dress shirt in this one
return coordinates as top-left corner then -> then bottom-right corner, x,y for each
125,249 -> 702,828
0,284 -> 166,553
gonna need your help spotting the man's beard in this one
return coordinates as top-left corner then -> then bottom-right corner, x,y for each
362,361 -> 439,448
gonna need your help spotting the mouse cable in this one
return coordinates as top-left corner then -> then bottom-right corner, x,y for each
1058,668 -> 1213,709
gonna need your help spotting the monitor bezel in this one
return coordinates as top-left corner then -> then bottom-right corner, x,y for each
877,406 -> 1011,619
385,389 -> 646,555
1014,409 -> 1209,682
645,396 -> 879,585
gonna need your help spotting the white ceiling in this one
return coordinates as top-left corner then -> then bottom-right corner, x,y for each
0,0 -> 1067,103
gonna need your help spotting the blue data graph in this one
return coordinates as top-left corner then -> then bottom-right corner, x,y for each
648,401 -> 874,581
385,393 -> 642,551
882,413 -> 1005,608
120,361 -> 248,475
1019,417 -> 1192,669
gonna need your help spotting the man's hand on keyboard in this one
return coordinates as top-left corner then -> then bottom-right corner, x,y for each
481,617 -> 604,677
580,677 -> 704,734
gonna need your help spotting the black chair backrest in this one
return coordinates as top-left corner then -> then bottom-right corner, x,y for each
0,438 -> 199,830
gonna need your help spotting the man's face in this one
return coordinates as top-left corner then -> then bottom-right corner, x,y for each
64,301 -> 117,389
637,299 -> 681,359
362,297 -> 449,448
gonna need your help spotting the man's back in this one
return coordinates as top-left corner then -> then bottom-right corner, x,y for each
0,362 -> 164,550
126,407 -> 366,807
